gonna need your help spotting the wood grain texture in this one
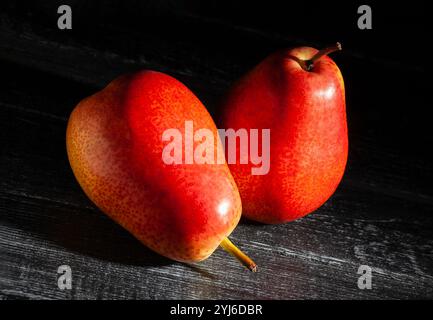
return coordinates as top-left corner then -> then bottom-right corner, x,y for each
0,5 -> 432,299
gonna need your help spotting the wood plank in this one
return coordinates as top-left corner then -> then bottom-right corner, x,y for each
0,0 -> 425,72
2,168 -> 432,299
1,162 -> 432,299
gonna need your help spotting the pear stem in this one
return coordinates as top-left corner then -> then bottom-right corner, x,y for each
303,42 -> 342,71
220,237 -> 257,272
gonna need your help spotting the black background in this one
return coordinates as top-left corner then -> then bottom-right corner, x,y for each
0,0 -> 431,299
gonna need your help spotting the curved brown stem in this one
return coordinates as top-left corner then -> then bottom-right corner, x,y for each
220,237 -> 257,272
303,42 -> 342,71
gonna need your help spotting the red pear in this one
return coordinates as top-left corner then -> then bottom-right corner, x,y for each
67,71 -> 256,270
220,43 -> 348,224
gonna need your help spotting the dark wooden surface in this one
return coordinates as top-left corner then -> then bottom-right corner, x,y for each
0,1 -> 432,299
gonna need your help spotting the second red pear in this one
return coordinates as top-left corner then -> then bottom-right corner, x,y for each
220,43 -> 348,224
